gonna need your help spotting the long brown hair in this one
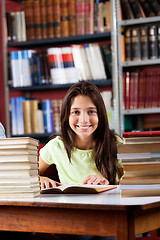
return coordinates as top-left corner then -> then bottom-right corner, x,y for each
60,81 -> 118,184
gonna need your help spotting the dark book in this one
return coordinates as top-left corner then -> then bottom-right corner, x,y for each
129,0 -> 144,18
68,0 -> 76,36
53,0 -> 61,38
131,27 -> 141,61
138,0 -> 155,17
158,26 -> 160,58
100,44 -> 112,79
140,26 -> 148,60
148,25 -> 158,59
148,0 -> 160,16
120,0 -> 134,20
124,28 -> 132,61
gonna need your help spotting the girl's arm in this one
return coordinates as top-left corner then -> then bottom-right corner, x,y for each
39,156 -> 62,189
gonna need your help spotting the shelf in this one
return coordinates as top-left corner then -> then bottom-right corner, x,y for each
121,59 -> 160,68
123,108 -> 160,115
7,32 -> 111,48
9,79 -> 112,91
119,16 -> 160,27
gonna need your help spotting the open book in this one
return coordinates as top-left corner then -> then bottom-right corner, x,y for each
41,184 -> 117,194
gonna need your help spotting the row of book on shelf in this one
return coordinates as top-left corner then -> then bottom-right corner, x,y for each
123,68 -> 160,110
120,0 -> 160,20
118,130 -> 160,197
10,90 -> 113,136
9,43 -> 112,88
123,25 -> 160,62
6,0 -> 111,42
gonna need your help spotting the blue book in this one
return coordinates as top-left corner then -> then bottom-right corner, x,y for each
42,100 -> 54,133
16,96 -> 25,135
10,97 -> 17,135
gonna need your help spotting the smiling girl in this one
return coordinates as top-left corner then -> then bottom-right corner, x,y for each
39,81 -> 122,189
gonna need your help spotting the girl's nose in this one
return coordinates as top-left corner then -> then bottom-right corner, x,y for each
79,112 -> 89,123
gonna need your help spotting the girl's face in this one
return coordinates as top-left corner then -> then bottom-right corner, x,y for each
69,95 -> 99,141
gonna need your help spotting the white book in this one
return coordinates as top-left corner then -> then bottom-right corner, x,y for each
0,137 -> 39,146
0,162 -> 38,170
0,152 -> 38,163
0,169 -> 38,177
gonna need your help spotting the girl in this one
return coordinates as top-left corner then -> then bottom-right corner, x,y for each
39,81 -> 122,188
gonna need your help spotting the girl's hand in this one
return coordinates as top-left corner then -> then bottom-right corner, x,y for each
40,176 -> 62,189
82,175 -> 109,185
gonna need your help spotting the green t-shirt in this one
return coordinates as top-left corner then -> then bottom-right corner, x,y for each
40,136 -> 122,184
40,136 -> 103,184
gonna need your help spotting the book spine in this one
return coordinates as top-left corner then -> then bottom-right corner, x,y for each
85,0 -> 94,34
40,0 -> 48,39
53,0 -> 61,38
124,28 -> 132,61
158,26 -> 160,58
148,0 -> 160,16
68,0 -> 76,36
10,97 -> 17,135
120,0 -> 134,20
138,0 -> 155,17
105,0 -> 111,32
22,100 -> 32,134
76,0 -> 85,35
22,0 -> 35,40
33,0 -> 42,39
46,0 -> 55,38
60,0 -> 69,37
129,0 -> 144,18
140,26 -> 148,60
42,100 -> 54,133
148,25 -> 158,59
131,27 -> 141,60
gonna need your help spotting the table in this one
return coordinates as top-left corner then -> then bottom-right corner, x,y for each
0,185 -> 160,240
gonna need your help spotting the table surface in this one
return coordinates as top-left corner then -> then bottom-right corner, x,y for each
0,185 -> 160,210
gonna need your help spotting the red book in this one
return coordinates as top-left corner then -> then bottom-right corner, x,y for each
123,131 -> 160,138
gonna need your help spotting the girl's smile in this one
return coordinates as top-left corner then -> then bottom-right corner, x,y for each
69,95 -> 99,149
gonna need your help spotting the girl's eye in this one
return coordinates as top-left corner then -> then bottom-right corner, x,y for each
88,110 -> 96,114
72,110 -> 80,115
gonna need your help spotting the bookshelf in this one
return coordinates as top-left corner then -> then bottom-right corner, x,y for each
1,0 -> 118,143
114,0 -> 160,135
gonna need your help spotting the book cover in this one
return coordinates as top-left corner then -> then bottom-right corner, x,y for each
129,0 -> 144,18
120,184 -> 160,197
85,0 -> 94,34
123,130 -> 160,138
138,0 -> 155,17
131,27 -> 141,61
0,137 -> 39,146
124,28 -> 132,61
42,99 -> 54,133
148,25 -> 158,60
118,142 -> 160,154
22,0 -> 35,40
76,0 -> 85,35
53,0 -> 61,38
40,0 -> 48,39
100,43 -> 112,79
140,26 -> 149,60
33,0 -> 42,39
68,0 -> 76,36
46,0 -> 55,38
148,0 -> 160,16
120,0 -> 134,20
41,184 -> 117,194
60,0 -> 69,37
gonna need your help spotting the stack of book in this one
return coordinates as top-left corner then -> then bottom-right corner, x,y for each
0,137 -> 40,198
118,131 -> 160,197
